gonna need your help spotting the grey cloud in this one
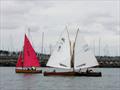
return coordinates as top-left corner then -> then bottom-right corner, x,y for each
14,0 -> 54,9
0,25 -> 18,30
0,0 -> 119,56
0,14 -> 27,30
80,13 -> 119,34
82,13 -> 113,25
0,0 -> 55,30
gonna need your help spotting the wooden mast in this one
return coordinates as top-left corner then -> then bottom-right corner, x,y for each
72,28 -> 79,72
66,26 -> 76,72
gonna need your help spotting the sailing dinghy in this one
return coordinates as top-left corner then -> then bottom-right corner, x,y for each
44,29 -> 101,76
16,34 -> 42,73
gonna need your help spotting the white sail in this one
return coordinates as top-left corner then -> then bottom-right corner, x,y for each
47,30 -> 71,69
74,30 -> 99,70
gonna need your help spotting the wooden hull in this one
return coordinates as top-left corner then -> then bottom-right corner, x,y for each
44,71 -> 102,77
15,69 -> 42,73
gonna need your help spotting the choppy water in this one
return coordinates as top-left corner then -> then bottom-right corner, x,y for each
0,67 -> 120,90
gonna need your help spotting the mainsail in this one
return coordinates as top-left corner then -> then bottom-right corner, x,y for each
47,29 -> 98,70
23,34 -> 40,67
47,30 -> 71,69
74,29 -> 99,69
16,52 -> 23,67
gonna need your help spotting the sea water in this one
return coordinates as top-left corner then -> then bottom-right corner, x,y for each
0,67 -> 120,90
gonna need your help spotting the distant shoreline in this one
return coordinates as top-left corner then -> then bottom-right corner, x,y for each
0,55 -> 120,68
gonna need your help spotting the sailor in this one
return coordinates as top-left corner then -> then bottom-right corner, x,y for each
79,69 -> 81,72
86,68 -> 93,73
27,68 -> 30,70
89,69 -> 93,72
34,67 -> 36,70
53,69 -> 56,72
86,68 -> 89,73
31,67 -> 36,70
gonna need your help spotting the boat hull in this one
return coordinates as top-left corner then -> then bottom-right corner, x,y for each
44,71 -> 102,77
15,69 -> 42,73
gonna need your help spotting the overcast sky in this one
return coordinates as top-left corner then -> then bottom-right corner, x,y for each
0,0 -> 120,56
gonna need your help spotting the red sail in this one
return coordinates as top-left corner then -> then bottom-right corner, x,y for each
23,34 -> 40,67
16,52 -> 23,67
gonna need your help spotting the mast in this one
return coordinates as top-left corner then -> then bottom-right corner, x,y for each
99,37 -> 101,57
28,28 -> 30,38
66,27 -> 73,70
72,28 -> 79,72
118,32 -> 119,56
93,39 -> 95,55
41,32 -> 44,61
41,32 -> 44,54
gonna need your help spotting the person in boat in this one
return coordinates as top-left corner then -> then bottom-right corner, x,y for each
31,66 -> 36,71
86,68 -> 93,73
79,69 -> 81,72
26,67 -> 31,70
27,68 -> 29,70
53,69 -> 56,72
